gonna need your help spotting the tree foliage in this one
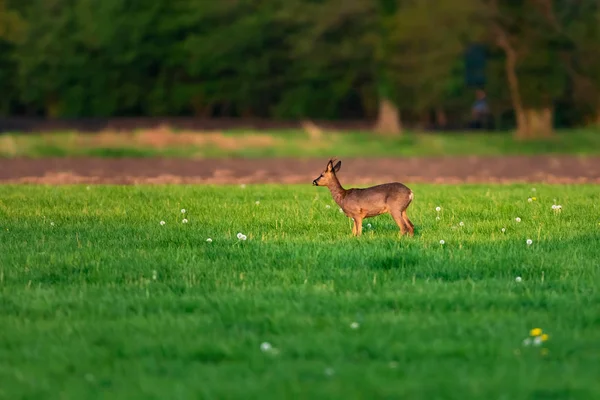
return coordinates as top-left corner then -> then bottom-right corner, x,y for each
0,0 -> 598,134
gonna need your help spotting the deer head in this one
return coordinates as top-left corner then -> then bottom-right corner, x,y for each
312,158 -> 342,186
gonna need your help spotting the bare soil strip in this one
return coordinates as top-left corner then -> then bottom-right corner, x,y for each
1,156 -> 599,185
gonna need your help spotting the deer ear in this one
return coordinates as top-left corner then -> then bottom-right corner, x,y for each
326,160 -> 333,171
333,160 -> 341,172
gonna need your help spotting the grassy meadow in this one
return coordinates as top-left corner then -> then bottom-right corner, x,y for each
1,127 -> 600,159
1,183 -> 599,399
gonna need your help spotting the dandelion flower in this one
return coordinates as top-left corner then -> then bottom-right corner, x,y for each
439,239 -> 445,245
532,197 -> 537,201
459,221 -> 464,227
522,338 -> 532,346
515,276 -> 522,283
206,238 -> 213,243
515,217 -> 521,222
533,336 -> 543,346
181,209 -> 186,214
160,221 -> 166,226
526,239 -> 533,246
50,222 -> 55,226
236,232 -> 243,239
182,219 -> 188,224
325,205 -> 331,209
532,188 -> 537,192
350,322 -> 360,329
260,342 -> 272,352
541,334 -> 549,342
528,198 -> 533,203
530,328 -> 542,337
501,228 -> 506,233
152,270 -> 157,280
339,208 -> 343,213
435,206 -> 441,212
255,201 -> 260,205
240,235 -> 247,241
367,223 -> 372,229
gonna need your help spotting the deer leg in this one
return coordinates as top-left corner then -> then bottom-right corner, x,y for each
355,216 -> 364,236
401,210 -> 414,236
351,218 -> 357,236
391,211 -> 408,236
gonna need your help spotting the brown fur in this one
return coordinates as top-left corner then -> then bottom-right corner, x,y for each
313,158 -> 414,237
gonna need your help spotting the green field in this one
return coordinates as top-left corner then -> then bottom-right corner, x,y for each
1,128 -> 600,159
1,184 -> 599,399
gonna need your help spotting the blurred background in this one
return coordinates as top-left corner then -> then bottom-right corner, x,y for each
0,0 -> 599,181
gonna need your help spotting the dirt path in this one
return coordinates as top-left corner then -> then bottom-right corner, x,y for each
1,156 -> 599,184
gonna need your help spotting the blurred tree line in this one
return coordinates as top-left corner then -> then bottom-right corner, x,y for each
0,0 -> 599,138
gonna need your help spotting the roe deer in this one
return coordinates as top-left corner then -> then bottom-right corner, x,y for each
312,158 -> 414,237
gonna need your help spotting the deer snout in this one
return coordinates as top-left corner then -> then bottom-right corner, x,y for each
312,179 -> 319,186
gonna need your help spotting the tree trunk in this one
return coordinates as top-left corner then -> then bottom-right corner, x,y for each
435,108 -> 447,129
374,97 -> 401,135
526,107 -> 553,138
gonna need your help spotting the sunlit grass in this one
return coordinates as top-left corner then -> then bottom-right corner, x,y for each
0,183 -> 599,398
1,127 -> 600,158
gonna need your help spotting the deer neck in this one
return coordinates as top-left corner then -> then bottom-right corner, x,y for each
326,175 -> 346,206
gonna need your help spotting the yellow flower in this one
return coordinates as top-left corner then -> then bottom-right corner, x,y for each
541,348 -> 549,356
530,328 -> 543,336
541,334 -> 549,341
532,197 -> 537,201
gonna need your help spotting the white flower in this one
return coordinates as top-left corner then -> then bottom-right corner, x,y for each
367,223 -> 372,229
435,206 -> 441,212
436,216 -> 441,221
206,238 -> 212,243
50,222 -> 55,226
522,338 -> 532,346
338,208 -> 343,213
459,221 -> 464,227
533,336 -> 543,346
182,219 -> 188,224
181,209 -> 186,214
515,276 -> 522,283
152,270 -> 157,280
515,217 -> 521,222
526,239 -> 533,246
160,220 -> 166,226
325,205 -> 331,209
260,342 -> 272,352
532,188 -> 537,192
552,204 -> 562,211
501,228 -> 506,233
528,198 -> 533,203
236,232 -> 243,239
255,201 -> 260,205
241,235 -> 247,241
350,322 -> 360,329
439,239 -> 445,245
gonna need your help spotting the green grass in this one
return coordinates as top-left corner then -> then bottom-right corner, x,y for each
1,128 -> 600,159
1,183 -> 599,399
